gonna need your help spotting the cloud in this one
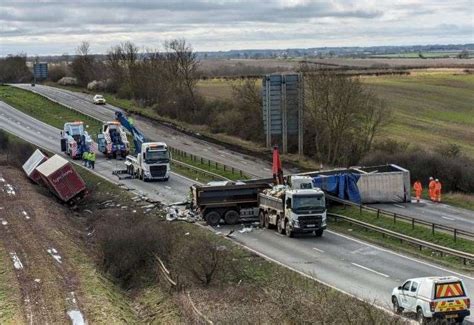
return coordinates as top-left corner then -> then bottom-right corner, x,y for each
0,0 -> 472,55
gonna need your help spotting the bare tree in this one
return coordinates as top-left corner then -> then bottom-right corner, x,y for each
72,41 -> 95,86
302,67 -> 390,166
164,39 -> 200,117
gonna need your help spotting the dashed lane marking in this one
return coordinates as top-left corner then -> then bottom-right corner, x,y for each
312,247 -> 325,253
351,262 -> 390,278
441,216 -> 455,221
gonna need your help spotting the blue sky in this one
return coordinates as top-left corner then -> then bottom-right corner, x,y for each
1,0 -> 473,55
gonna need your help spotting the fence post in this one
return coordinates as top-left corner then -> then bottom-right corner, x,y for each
412,218 -> 415,230
394,213 -> 397,224
201,157 -> 203,164
215,162 -> 218,169
454,229 -> 457,242
224,165 -> 226,172
432,224 -> 435,235
376,209 -> 380,218
240,170 -> 243,177
359,205 -> 362,214
232,167 -> 234,174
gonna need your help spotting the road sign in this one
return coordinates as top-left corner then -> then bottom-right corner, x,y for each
33,63 -> 48,80
262,73 -> 304,155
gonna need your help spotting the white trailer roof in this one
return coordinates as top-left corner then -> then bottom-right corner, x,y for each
36,154 -> 69,177
22,149 -> 47,176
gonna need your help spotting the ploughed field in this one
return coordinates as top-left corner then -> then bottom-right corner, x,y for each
196,70 -> 474,158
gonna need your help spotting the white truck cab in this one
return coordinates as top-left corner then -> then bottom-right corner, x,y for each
392,276 -> 470,324
125,142 -> 170,181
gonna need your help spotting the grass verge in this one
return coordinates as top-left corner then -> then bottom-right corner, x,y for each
443,192 -> 474,211
0,245 -> 23,324
0,85 -> 103,139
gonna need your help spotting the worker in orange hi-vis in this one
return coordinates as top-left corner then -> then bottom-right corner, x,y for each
413,180 -> 423,203
428,177 -> 436,201
434,179 -> 442,203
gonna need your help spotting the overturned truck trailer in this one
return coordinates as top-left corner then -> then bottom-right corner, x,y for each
301,164 -> 411,204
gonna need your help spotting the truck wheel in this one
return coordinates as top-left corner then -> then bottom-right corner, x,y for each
277,218 -> 285,234
392,297 -> 402,315
205,211 -> 221,227
224,210 -> 239,225
285,221 -> 294,238
455,316 -> 465,324
416,308 -> 427,325
259,211 -> 265,228
315,229 -> 324,237
264,213 -> 271,229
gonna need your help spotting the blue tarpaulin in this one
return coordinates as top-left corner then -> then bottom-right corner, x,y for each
312,173 -> 361,204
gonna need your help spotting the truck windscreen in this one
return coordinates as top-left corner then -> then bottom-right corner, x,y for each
293,195 -> 326,212
145,150 -> 169,163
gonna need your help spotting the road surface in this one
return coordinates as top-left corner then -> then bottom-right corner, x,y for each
1,100 -> 472,323
11,84 -> 473,233
370,199 -> 474,235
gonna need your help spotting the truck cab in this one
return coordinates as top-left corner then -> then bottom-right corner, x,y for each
392,276 -> 470,324
282,188 -> 327,236
125,142 -> 170,181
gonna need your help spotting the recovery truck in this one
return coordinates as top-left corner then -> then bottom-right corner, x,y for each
114,111 -> 171,181
97,121 -> 130,158
190,180 -> 272,226
258,179 -> 327,237
60,121 -> 93,159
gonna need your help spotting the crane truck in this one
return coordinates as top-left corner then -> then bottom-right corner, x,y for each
97,121 -> 130,158
60,121 -> 93,159
114,111 -> 170,181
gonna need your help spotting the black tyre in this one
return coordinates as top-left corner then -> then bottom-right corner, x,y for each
205,211 -> 221,227
455,316 -> 465,324
285,220 -> 294,238
224,210 -> 239,225
264,213 -> 271,229
315,229 -> 324,237
392,297 -> 402,315
416,308 -> 427,325
259,211 -> 265,228
277,217 -> 285,234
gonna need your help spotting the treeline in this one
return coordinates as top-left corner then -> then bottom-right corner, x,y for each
0,54 -> 32,83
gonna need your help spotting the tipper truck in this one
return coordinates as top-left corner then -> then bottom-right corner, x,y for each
191,176 -> 327,237
114,111 -> 171,181
190,180 -> 272,226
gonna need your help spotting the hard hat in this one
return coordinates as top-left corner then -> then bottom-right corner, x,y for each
429,177 -> 433,180
435,179 -> 439,182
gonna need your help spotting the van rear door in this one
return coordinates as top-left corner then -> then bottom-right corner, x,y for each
434,281 -> 469,315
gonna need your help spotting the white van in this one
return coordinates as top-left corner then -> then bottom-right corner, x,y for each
392,276 -> 470,324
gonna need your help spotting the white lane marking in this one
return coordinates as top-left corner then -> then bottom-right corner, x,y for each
312,247 -> 325,253
327,230 -> 474,280
441,216 -> 455,221
10,252 -> 24,269
351,262 -> 390,278
393,204 -> 406,209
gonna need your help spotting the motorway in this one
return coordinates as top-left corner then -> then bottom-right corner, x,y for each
1,100 -> 473,322
11,84 -> 474,233
370,200 -> 474,233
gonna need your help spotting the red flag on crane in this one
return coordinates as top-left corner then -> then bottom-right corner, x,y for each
272,146 -> 284,185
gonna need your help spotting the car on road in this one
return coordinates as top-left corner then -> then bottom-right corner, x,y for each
392,276 -> 470,324
93,94 -> 106,105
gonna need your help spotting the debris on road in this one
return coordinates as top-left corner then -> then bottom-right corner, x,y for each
239,226 -> 253,234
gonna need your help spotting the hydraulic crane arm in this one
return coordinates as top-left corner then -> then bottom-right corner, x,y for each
115,111 -> 147,154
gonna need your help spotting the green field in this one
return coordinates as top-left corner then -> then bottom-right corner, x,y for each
197,70 -> 474,158
370,52 -> 469,58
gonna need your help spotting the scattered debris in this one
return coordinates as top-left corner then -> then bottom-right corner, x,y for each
121,206 -> 128,209
83,209 -> 93,215
4,183 -> 16,196
239,226 -> 253,234
1,218 -> 8,226
185,232 -> 190,236
66,292 -> 86,325
21,210 -> 30,220
47,248 -> 62,264
34,279 -> 41,283
225,230 -> 235,237
10,252 -> 24,270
